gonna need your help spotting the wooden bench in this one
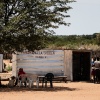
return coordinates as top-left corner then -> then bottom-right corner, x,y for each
38,76 -> 67,83
0,73 -> 12,86
38,76 -> 67,87
1,78 -> 9,81
52,76 -> 67,83
0,76 -> 9,86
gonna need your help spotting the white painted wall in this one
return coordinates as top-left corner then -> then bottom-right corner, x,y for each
12,54 -> 17,76
64,50 -> 73,81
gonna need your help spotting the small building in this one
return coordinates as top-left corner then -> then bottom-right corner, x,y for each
12,49 -> 92,81
64,50 -> 91,81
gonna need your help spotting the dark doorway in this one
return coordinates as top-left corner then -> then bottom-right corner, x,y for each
73,51 -> 91,81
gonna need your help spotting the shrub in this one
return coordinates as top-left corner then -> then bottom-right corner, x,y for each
6,65 -> 12,72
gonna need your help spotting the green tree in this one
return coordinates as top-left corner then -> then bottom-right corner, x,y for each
0,0 -> 75,53
96,33 -> 100,45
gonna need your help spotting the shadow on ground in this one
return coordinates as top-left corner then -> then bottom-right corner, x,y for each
0,84 -> 78,92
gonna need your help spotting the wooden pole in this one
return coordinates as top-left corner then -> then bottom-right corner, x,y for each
0,76 -> 1,87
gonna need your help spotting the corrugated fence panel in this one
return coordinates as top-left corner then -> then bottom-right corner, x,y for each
16,50 -> 64,75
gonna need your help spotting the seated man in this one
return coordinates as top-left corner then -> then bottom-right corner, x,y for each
44,73 -> 54,88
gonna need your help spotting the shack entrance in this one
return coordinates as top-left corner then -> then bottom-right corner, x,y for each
72,51 -> 91,81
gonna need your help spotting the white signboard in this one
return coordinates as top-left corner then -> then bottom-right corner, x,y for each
12,50 -> 64,76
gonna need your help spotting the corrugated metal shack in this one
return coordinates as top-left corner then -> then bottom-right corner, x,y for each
64,50 -> 91,81
12,49 -> 91,81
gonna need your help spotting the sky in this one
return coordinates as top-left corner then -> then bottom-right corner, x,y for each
54,0 -> 100,35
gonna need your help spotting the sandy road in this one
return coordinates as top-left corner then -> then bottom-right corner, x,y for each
0,81 -> 100,100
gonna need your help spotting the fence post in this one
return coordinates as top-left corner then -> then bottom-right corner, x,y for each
0,76 -> 1,87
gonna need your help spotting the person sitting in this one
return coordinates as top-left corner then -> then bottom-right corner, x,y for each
15,68 -> 27,86
44,73 -> 54,88
8,76 -> 16,87
18,68 -> 26,79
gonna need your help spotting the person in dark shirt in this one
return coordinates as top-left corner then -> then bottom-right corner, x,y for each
44,73 -> 54,88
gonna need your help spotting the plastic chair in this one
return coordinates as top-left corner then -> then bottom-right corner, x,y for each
26,73 -> 39,88
18,74 -> 27,87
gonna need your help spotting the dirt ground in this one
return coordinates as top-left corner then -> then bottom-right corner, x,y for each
0,81 -> 100,100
